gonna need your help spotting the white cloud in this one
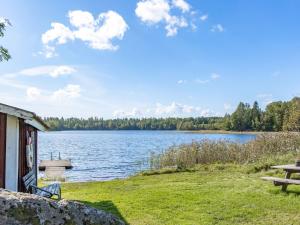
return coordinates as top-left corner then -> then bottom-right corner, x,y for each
26,87 -> 42,101
39,45 -> 57,58
136,0 -> 170,24
200,14 -> 208,21
135,0 -> 190,37
211,73 -> 220,80
177,79 -> 186,84
42,22 -> 75,45
195,73 -> 221,84
41,10 -> 128,57
19,65 -> 76,78
165,16 -> 188,37
155,102 -> 218,117
172,0 -> 190,13
52,84 -> 81,100
155,102 -> 197,115
195,79 -> 210,84
25,84 -> 81,102
210,24 -> 225,33
113,108 -> 142,118
113,102 -> 219,118
50,66 -> 77,78
211,24 -> 224,32
190,22 -> 197,31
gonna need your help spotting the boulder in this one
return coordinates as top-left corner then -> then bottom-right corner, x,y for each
0,189 -> 125,225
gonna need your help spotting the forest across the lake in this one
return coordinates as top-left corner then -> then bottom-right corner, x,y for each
44,97 -> 300,132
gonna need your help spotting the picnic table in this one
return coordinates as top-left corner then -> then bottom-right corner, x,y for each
261,164 -> 300,191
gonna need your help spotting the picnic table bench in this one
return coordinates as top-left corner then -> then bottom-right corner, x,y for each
261,164 -> 300,191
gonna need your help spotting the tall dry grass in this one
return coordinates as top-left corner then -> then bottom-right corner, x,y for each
149,133 -> 300,170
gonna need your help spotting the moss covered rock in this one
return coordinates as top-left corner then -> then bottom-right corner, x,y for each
0,189 -> 125,225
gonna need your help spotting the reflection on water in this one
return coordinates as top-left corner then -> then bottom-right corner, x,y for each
38,130 -> 256,182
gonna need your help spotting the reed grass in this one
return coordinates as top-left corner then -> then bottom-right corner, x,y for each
149,133 -> 300,170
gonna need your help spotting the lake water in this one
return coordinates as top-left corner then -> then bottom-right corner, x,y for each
38,131 -> 256,182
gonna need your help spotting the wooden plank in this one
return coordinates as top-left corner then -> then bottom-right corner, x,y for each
39,160 -> 73,170
18,122 -> 38,192
0,103 -> 33,120
34,130 -> 38,186
18,119 -> 26,192
261,176 -> 300,185
0,113 -> 6,188
0,104 -> 47,131
271,165 -> 300,171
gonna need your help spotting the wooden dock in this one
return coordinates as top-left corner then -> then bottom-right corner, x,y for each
39,159 -> 73,171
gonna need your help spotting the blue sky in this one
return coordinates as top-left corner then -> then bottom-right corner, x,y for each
0,0 -> 300,118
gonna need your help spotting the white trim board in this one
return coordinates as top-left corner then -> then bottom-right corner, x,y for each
5,115 -> 19,191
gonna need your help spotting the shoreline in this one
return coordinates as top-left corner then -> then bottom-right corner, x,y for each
184,130 -> 265,135
45,129 -> 282,134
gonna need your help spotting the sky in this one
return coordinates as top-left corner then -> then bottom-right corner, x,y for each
0,0 -> 300,118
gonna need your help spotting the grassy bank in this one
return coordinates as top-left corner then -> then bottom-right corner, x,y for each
60,133 -> 300,224
62,164 -> 300,225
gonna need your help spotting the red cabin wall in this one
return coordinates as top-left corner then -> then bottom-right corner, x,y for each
18,119 -> 38,192
0,113 -> 7,188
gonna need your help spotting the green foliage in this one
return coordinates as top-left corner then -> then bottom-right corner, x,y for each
228,97 -> 300,131
44,97 -> 300,132
0,18 -> 11,62
230,102 -> 252,131
283,97 -> 300,131
44,117 -> 224,131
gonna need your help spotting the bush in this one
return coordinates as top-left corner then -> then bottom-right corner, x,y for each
149,133 -> 300,170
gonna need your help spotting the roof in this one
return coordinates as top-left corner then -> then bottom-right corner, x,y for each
0,103 -> 48,131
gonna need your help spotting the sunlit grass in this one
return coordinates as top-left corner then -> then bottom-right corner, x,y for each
59,133 -> 300,224
62,164 -> 300,225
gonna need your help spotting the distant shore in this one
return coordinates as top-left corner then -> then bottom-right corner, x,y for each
185,130 -> 265,135
46,129 -> 286,134
189,130 -> 300,135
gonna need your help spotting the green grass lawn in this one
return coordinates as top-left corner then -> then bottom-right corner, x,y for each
61,165 -> 300,225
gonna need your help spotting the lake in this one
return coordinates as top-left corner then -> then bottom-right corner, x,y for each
38,131 -> 256,182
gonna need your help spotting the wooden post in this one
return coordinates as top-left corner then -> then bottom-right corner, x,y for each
281,171 -> 291,192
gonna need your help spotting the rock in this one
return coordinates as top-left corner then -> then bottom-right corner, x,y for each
0,189 -> 125,225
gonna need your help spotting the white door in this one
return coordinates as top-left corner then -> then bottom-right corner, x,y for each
5,115 -> 19,191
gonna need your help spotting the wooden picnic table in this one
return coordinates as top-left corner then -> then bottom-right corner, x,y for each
261,164 -> 300,191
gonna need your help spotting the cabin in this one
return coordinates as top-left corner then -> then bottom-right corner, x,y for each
0,103 -> 47,192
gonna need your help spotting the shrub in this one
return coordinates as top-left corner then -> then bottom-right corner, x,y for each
149,133 -> 300,170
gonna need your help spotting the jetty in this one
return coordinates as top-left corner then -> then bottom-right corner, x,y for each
39,159 -> 73,171
39,152 -> 73,171
39,153 -> 73,181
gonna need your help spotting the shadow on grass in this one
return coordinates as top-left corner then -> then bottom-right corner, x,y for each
270,188 -> 300,196
285,190 -> 300,196
80,200 -> 129,225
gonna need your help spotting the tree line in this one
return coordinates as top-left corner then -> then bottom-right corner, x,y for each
44,97 -> 300,132
225,97 -> 300,131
